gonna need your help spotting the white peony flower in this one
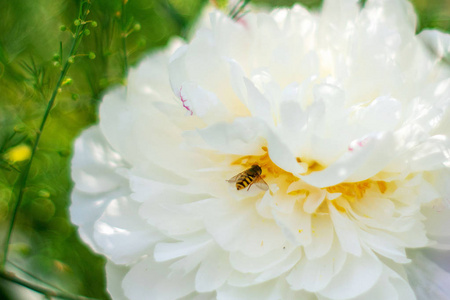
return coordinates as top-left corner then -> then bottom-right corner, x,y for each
70,0 -> 450,299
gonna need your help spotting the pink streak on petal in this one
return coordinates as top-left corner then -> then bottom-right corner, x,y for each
179,86 -> 193,116
236,17 -> 248,29
348,137 -> 371,152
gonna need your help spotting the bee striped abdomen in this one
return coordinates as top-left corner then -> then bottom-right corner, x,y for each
236,174 -> 255,190
228,164 -> 268,192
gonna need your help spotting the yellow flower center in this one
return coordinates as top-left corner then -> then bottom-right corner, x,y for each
231,146 -> 300,187
326,180 -> 387,201
231,147 -> 389,213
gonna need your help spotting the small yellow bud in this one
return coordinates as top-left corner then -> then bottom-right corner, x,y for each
13,124 -> 26,132
137,38 -> 146,47
38,190 -> 51,198
5,144 -> 32,163
62,77 -> 73,86
212,0 -> 229,9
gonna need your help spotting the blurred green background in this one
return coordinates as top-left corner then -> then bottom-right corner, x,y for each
0,0 -> 448,299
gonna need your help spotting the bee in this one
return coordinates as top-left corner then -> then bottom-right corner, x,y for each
227,165 -> 269,191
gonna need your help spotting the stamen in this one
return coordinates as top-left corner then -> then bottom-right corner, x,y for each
288,189 -> 308,196
377,181 -> 387,193
326,180 -> 387,202
230,148 -> 388,214
332,202 -> 347,213
231,146 -> 297,183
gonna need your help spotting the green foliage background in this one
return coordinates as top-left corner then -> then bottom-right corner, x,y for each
0,0 -> 448,299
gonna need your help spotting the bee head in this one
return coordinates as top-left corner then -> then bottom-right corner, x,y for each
251,164 -> 262,174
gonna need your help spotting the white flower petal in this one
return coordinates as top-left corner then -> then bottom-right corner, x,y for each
228,59 -> 250,107
346,265 -> 415,300
208,11 -> 252,66
195,247 -> 233,292
300,132 -> 396,188
358,229 -> 409,263
328,201 -> 362,256
179,292 -> 216,300
353,96 -> 401,132
285,289 -> 317,300
287,240 -> 346,292
320,0 -> 359,32
154,234 -> 212,262
105,260 -> 129,300
168,44 -> 188,92
364,0 -> 416,35
408,136 -> 450,172
423,205 -> 450,249
318,249 -> 383,299
303,189 -> 327,214
304,214 -> 334,259
266,127 -> 307,174
278,95 -> 308,155
217,278 -> 286,300
229,242 -> 295,274
419,29 -> 450,61
138,190 -> 206,236
100,88 -> 208,175
181,23 -> 237,111
93,196 -> 164,264
71,126 -> 127,194
196,118 -> 265,155
255,191 -> 278,219
179,81 -> 230,120
405,250 -> 450,299
128,42 -> 181,98
70,191 -> 110,252
228,249 -> 301,286
273,201 -> 312,247
122,256 -> 196,300
204,199 -> 285,256
243,77 -> 273,124
70,126 -> 130,252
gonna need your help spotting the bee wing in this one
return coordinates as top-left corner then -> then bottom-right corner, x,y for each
250,176 -> 269,191
227,172 -> 243,183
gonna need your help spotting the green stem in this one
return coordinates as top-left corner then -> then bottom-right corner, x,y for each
230,0 -> 251,20
0,270 -> 101,300
1,1 -> 91,269
229,0 -> 242,17
8,261 -> 69,294
121,0 -> 128,78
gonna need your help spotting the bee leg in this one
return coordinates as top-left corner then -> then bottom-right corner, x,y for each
247,183 -> 253,191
